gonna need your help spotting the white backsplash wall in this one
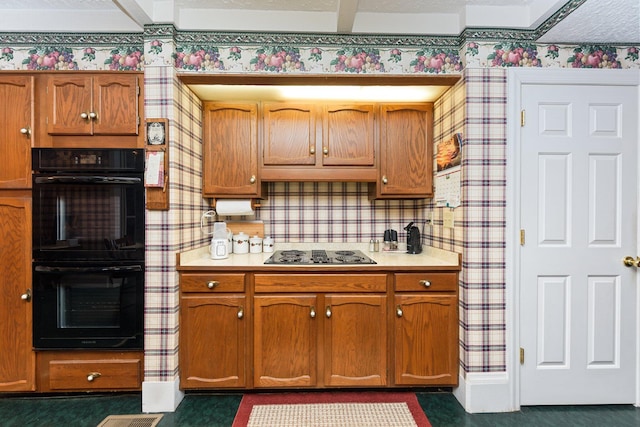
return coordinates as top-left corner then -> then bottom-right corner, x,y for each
225,181 -> 430,243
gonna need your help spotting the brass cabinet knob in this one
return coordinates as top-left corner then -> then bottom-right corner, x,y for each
21,289 -> 31,302
382,176 -> 388,184
309,146 -> 316,154
237,306 -> 244,319
310,306 -> 316,318
325,306 -> 332,318
396,305 -> 403,317
87,372 -> 102,382
80,112 -> 89,120
207,281 -> 219,289
419,280 -> 431,288
249,175 -> 256,184
20,127 -> 31,137
323,147 -> 329,156
89,112 -> 97,120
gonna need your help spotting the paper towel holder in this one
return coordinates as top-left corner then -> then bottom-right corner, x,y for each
209,198 -> 261,210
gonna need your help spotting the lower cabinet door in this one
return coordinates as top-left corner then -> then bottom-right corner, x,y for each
180,295 -> 247,389
323,294 -> 387,386
0,195 -> 35,391
253,295 -> 318,387
394,294 -> 458,386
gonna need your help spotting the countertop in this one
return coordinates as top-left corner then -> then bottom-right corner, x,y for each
177,242 -> 460,271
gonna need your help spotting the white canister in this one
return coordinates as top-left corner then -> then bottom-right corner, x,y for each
249,235 -> 263,253
232,232 -> 249,254
262,236 -> 274,253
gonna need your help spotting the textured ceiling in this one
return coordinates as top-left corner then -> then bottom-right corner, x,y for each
0,0 -> 637,43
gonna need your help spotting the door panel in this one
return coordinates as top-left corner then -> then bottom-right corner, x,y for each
519,83 -> 637,405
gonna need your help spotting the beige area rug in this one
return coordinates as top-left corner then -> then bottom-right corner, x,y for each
232,391 -> 431,427
96,414 -> 163,427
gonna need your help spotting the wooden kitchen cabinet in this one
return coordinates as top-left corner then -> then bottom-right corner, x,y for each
260,102 -> 377,181
0,193 -> 35,391
323,294 -> 387,386
0,75 -> 34,189
253,273 -> 387,388
262,103 -> 317,166
36,351 -> 143,392
45,73 -> 140,136
179,273 -> 248,389
254,294 -> 318,387
393,272 -> 458,386
373,103 -> 434,198
202,102 -> 264,198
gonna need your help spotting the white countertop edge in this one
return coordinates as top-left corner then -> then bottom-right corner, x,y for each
178,242 -> 460,268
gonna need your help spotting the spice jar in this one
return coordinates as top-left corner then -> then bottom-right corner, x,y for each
262,236 -> 274,253
249,235 -> 263,253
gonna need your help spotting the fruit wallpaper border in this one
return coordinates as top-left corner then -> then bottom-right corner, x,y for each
0,29 -> 638,73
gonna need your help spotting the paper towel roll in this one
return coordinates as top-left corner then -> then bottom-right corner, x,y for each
215,199 -> 255,216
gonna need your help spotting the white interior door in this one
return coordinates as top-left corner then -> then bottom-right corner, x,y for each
518,81 -> 638,405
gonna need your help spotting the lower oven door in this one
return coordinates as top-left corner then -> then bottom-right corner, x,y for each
33,263 -> 144,350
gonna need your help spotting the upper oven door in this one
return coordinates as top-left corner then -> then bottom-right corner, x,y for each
33,174 -> 145,261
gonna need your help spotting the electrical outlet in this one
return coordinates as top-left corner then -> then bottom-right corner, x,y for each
425,211 -> 433,225
443,210 -> 455,229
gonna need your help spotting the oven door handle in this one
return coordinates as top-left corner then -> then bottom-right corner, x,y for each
35,265 -> 143,273
35,176 -> 142,184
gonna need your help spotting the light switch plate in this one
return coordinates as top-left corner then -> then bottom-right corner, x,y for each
443,210 -> 455,229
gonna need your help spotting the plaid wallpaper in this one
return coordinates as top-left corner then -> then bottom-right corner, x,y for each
460,68 -> 507,373
143,66 -> 508,382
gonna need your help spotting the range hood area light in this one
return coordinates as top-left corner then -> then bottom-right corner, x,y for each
188,84 -> 450,102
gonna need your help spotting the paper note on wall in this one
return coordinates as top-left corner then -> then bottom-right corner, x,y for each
435,166 -> 461,208
145,151 -> 164,187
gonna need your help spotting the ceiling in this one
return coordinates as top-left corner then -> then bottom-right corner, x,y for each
0,0 -> 638,44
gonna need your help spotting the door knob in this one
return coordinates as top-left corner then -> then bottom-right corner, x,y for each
623,256 -> 640,267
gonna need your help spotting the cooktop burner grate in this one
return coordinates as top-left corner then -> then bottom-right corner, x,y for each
264,249 -> 376,265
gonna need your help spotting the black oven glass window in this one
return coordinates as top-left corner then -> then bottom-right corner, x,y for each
58,273 -> 128,329
33,265 -> 144,349
36,185 -> 142,254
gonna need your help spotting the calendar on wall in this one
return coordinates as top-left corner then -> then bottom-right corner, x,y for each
435,133 -> 462,208
435,166 -> 461,207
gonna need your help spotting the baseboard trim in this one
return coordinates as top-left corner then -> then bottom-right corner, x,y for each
142,378 -> 184,413
453,372 -> 516,413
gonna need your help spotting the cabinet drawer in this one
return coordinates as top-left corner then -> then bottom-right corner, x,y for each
36,351 -> 144,392
255,274 -> 387,292
181,273 -> 245,292
48,359 -> 141,390
395,273 -> 457,292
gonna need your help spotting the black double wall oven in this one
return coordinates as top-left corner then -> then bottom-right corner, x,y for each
32,148 -> 144,350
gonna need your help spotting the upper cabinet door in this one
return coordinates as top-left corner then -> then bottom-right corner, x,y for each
46,74 -> 139,136
262,103 -> 317,166
47,75 -> 92,135
378,104 -> 433,198
0,75 -> 34,189
322,104 -> 375,167
92,74 -> 139,135
203,103 -> 261,197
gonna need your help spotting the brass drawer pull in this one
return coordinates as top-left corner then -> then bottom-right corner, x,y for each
419,280 -> 431,288
207,281 -> 219,289
87,372 -> 102,382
